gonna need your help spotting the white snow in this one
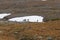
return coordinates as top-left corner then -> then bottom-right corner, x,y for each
8,15 -> 44,22
0,13 -> 11,19
41,0 -> 47,1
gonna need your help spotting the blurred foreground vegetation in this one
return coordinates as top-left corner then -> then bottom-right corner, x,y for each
0,20 -> 60,40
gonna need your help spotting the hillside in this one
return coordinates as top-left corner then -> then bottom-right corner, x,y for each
0,0 -> 60,20
0,0 -> 60,40
0,20 -> 60,40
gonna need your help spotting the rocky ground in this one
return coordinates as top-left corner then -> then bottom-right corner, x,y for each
0,0 -> 60,20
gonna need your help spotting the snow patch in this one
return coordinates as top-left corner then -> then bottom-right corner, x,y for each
0,13 -> 11,19
8,15 -> 44,22
41,0 -> 47,1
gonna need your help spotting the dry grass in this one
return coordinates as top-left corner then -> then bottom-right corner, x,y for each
0,0 -> 60,40
0,20 -> 60,40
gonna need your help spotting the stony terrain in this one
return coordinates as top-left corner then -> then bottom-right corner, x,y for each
0,0 -> 60,20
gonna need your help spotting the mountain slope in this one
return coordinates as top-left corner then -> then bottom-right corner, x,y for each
0,0 -> 60,21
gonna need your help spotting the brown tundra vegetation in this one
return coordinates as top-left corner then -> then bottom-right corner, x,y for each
0,20 -> 60,40
0,0 -> 60,40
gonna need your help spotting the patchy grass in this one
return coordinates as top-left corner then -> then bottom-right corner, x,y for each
0,20 -> 60,40
0,0 -> 60,40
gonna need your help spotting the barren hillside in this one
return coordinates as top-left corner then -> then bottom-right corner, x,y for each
0,0 -> 60,20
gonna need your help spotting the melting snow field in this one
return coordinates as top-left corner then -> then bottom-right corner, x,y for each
8,16 -> 44,22
41,0 -> 47,1
0,13 -> 44,22
0,13 -> 11,19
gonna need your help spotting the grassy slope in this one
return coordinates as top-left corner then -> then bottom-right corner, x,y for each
0,0 -> 60,40
0,20 -> 60,40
